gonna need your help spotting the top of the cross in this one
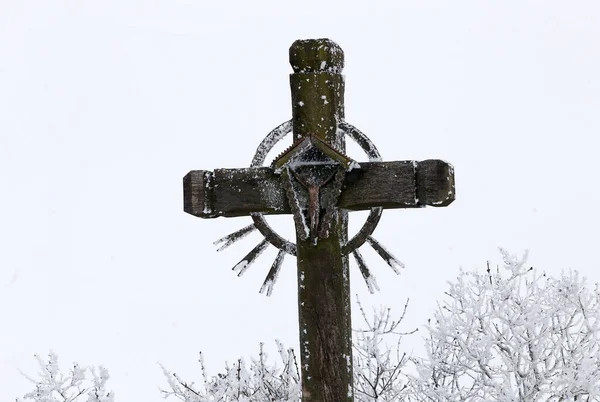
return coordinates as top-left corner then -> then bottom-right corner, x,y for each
289,38 -> 344,74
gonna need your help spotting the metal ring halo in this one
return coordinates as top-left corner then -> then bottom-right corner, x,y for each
250,120 -> 383,256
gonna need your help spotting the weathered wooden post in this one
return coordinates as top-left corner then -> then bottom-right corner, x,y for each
183,38 -> 455,402
289,39 -> 353,402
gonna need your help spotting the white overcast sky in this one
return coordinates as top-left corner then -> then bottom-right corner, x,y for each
1,1 -> 600,401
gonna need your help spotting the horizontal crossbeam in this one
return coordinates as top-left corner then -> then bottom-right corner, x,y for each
183,160 -> 454,218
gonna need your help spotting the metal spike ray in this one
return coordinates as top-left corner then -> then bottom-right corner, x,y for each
352,249 -> 380,294
232,239 -> 269,277
259,249 -> 286,296
366,236 -> 405,274
213,224 -> 257,252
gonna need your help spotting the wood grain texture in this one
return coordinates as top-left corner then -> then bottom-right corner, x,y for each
296,230 -> 352,402
183,160 -> 455,218
416,159 -> 455,207
290,39 -> 345,149
183,170 -> 213,218
340,161 -> 417,210
290,72 -> 344,145
213,167 -> 289,217
290,38 -> 353,402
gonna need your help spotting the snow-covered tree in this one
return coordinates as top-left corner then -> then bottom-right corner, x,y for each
160,298 -> 413,402
353,298 -> 413,401
17,351 -> 114,402
19,251 -> 600,402
410,249 -> 600,401
17,311 -> 410,402
160,341 -> 301,402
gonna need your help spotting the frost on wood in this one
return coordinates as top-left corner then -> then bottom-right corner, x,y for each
281,167 -> 309,240
251,120 -> 293,167
317,165 -> 347,240
260,249 -> 286,296
337,122 -> 382,162
183,160 -> 454,218
352,249 -> 379,294
213,224 -> 257,252
366,236 -> 404,274
232,239 -> 269,276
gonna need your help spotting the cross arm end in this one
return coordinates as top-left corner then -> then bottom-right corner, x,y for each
183,170 -> 217,218
416,160 -> 455,207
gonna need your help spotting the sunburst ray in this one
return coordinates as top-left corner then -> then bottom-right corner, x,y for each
214,224 -> 257,252
366,236 -> 404,274
352,249 -> 379,294
232,239 -> 269,277
259,249 -> 286,297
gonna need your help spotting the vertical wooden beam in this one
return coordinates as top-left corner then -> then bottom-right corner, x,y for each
290,38 -> 353,402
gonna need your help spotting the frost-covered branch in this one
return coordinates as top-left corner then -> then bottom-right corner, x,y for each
20,251 -> 600,402
161,342 -> 301,402
353,297 -> 415,402
17,351 -> 114,402
161,300 -> 415,402
410,249 -> 600,402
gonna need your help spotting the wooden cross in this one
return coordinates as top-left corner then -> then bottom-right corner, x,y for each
183,39 -> 455,402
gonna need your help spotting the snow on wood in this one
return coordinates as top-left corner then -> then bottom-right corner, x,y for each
232,239 -> 269,277
366,236 -> 404,274
250,120 -> 293,167
352,249 -> 380,294
259,249 -> 286,296
213,224 -> 256,252
183,160 -> 454,218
